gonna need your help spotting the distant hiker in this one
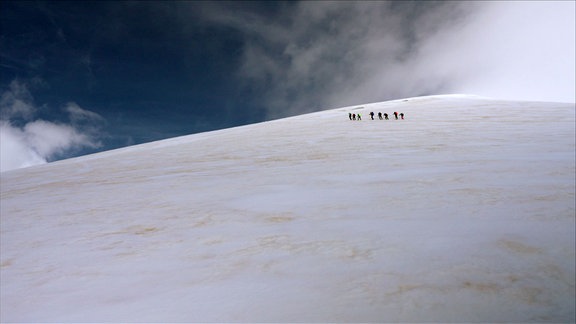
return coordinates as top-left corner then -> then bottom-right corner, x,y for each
369,112 -> 374,120
400,113 -> 404,120
357,113 -> 362,120
384,113 -> 389,120
378,112 -> 383,120
394,112 -> 398,120
352,113 -> 356,120
349,113 -> 352,120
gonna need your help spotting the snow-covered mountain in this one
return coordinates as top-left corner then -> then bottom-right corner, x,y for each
1,95 -> 574,322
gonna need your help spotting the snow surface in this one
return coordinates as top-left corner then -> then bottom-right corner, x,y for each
1,95 -> 575,322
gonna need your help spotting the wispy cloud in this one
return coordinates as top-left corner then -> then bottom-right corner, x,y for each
0,79 -> 37,120
0,80 -> 105,172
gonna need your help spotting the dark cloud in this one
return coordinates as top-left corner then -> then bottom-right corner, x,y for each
195,1 -> 574,120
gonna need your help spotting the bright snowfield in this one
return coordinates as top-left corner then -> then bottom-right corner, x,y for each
1,95 -> 575,323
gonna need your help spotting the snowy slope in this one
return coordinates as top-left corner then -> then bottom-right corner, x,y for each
1,95 -> 575,322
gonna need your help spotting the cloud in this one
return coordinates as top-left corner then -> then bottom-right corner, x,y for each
65,102 -> 106,124
0,80 -> 37,120
194,1 -> 574,119
426,1 -> 575,103
191,2 -> 471,116
0,80 -> 105,172
0,121 -> 46,172
23,120 -> 100,158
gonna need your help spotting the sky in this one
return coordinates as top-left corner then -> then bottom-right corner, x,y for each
1,0 -> 575,172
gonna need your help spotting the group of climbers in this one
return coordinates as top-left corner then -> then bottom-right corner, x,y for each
349,112 -> 404,121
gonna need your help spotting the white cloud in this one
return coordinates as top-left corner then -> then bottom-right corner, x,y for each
437,1 -> 576,103
0,80 -> 105,172
0,121 -> 46,172
23,120 -> 100,159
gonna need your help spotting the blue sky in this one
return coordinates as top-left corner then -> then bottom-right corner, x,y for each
1,1 -> 574,172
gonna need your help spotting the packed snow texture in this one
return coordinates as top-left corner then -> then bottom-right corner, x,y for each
1,95 -> 575,322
